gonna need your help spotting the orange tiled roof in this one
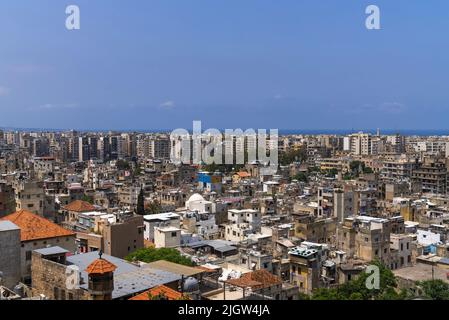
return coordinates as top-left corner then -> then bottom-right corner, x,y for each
1,210 -> 75,242
85,258 -> 117,274
129,285 -> 187,301
226,269 -> 281,289
236,171 -> 251,178
63,200 -> 96,212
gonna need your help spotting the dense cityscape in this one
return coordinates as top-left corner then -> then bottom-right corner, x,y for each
1,129 -> 449,300
2,1 -> 449,313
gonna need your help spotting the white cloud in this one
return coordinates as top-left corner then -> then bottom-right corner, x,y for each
0,86 -> 10,96
159,100 -> 175,109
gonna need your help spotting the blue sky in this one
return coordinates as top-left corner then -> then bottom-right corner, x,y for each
0,0 -> 449,130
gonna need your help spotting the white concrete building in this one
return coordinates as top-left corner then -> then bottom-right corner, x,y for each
143,212 -> 181,243
154,226 -> 181,248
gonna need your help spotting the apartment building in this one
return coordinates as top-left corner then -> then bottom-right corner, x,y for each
14,181 -> 45,217
411,158 -> 447,195
337,216 -> 391,265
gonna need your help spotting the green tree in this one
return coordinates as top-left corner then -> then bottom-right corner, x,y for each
125,247 -> 194,267
349,292 -> 364,300
293,172 -> 308,183
81,194 -> 94,204
363,167 -> 374,174
279,147 -> 307,166
310,259 -> 404,300
321,168 -> 338,177
419,279 -> 449,300
117,160 -> 130,171
134,166 -> 142,176
146,200 -> 161,215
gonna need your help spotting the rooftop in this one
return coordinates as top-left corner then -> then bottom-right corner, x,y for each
144,260 -> 204,277
288,246 -> 318,258
225,269 -> 281,290
34,246 -> 69,256
63,200 -> 96,212
67,251 -> 182,299
0,220 -> 20,232
1,210 -> 75,242
86,258 -> 118,274
128,285 -> 186,300
393,263 -> 449,284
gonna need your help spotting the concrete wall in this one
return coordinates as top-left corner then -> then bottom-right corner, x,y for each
103,215 -> 144,258
21,235 -> 77,282
31,251 -> 87,300
0,224 -> 21,288
154,227 -> 180,248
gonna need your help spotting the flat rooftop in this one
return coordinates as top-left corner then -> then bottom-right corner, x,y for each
393,263 -> 449,284
0,220 -> 20,232
66,251 -> 181,299
144,260 -> 204,277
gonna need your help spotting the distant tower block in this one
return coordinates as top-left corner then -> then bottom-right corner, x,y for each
85,252 -> 117,300
377,128 -> 380,136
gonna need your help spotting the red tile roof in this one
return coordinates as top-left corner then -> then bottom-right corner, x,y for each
129,285 -> 187,301
63,200 -> 96,212
225,269 -> 282,289
1,210 -> 75,242
85,258 -> 117,274
236,171 -> 251,178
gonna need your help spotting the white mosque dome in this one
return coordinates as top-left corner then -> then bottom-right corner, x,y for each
187,193 -> 205,203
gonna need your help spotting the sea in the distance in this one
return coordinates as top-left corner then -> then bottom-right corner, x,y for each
2,127 -> 449,136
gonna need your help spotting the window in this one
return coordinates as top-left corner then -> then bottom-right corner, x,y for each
26,251 -> 32,261
54,288 -> 59,300
171,232 -> 177,237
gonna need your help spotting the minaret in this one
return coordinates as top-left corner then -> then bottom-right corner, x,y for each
85,251 -> 117,300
